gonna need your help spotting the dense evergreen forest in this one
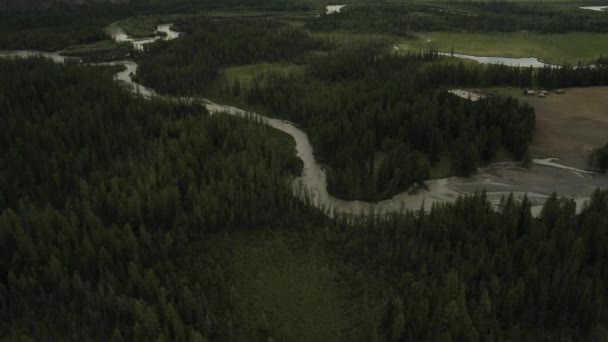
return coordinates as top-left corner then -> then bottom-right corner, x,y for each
0,0 -> 316,50
2,58 -> 608,340
590,143 -> 608,172
0,58 -> 310,340
330,190 -> 608,341
134,17 -> 535,200
0,6 -> 125,50
308,2 -> 608,35
3,59 -> 608,341
137,18 -> 328,95
135,15 -> 608,200
246,50 -> 537,200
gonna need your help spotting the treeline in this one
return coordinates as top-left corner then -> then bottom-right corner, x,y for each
246,50 -> 536,200
307,2 -> 608,35
589,143 -> 608,172
327,190 -> 608,341
0,0 -> 316,51
426,54 -> 608,89
136,17 -> 328,95
0,58 -> 312,340
537,63 -> 608,88
0,5 -> 128,50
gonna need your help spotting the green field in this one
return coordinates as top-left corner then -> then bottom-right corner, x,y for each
60,40 -> 131,59
314,31 -> 395,47
221,62 -> 306,86
398,31 -> 608,64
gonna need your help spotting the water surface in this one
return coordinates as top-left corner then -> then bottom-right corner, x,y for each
580,6 -> 608,11
439,52 -> 554,68
326,5 -> 346,14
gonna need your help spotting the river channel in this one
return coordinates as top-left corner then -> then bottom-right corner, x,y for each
2,23 -> 606,217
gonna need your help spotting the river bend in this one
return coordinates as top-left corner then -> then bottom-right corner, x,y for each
2,24 -> 607,217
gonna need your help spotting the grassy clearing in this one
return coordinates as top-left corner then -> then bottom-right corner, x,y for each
487,86 -> 528,100
398,31 -> 608,64
114,15 -> 183,38
204,228 -> 369,341
313,30 -> 395,47
60,40 -> 131,57
221,62 -> 306,87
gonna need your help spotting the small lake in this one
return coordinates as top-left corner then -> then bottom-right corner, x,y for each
326,5 -> 346,14
439,52 -> 554,68
580,6 -> 608,11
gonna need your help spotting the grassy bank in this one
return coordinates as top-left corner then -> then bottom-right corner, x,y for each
60,40 -> 132,60
398,31 -> 608,64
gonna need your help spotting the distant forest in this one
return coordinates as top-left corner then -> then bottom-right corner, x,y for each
309,2 -> 608,35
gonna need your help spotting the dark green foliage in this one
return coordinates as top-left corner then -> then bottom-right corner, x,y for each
307,2 -> 608,35
0,58 -> 308,339
247,50 -> 535,200
537,63 -> 608,89
326,190 -> 608,341
136,17 -> 328,95
2,58 -> 608,341
130,17 -> 608,201
0,6 -> 128,51
589,143 -> 608,172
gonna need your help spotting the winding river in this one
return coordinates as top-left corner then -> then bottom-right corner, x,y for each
2,24 -> 607,218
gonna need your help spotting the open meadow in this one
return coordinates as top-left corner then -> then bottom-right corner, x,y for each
398,31 -> 608,64
527,87 -> 608,168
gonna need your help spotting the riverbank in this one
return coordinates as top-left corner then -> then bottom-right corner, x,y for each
398,31 -> 608,65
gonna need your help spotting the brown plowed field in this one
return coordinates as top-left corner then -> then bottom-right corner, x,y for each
527,87 -> 608,169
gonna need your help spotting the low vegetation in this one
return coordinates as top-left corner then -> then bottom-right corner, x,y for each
60,40 -> 132,61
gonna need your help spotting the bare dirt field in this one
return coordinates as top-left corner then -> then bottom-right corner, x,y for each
527,87 -> 608,169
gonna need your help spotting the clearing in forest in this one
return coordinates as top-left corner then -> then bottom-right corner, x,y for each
398,31 -> 608,64
527,87 -> 608,168
204,229 -> 371,341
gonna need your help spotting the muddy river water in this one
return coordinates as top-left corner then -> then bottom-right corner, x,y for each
2,24 -> 607,217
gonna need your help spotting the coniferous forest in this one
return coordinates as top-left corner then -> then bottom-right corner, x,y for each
2,0 -> 608,340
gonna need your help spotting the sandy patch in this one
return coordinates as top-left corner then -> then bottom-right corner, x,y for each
448,89 -> 486,101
